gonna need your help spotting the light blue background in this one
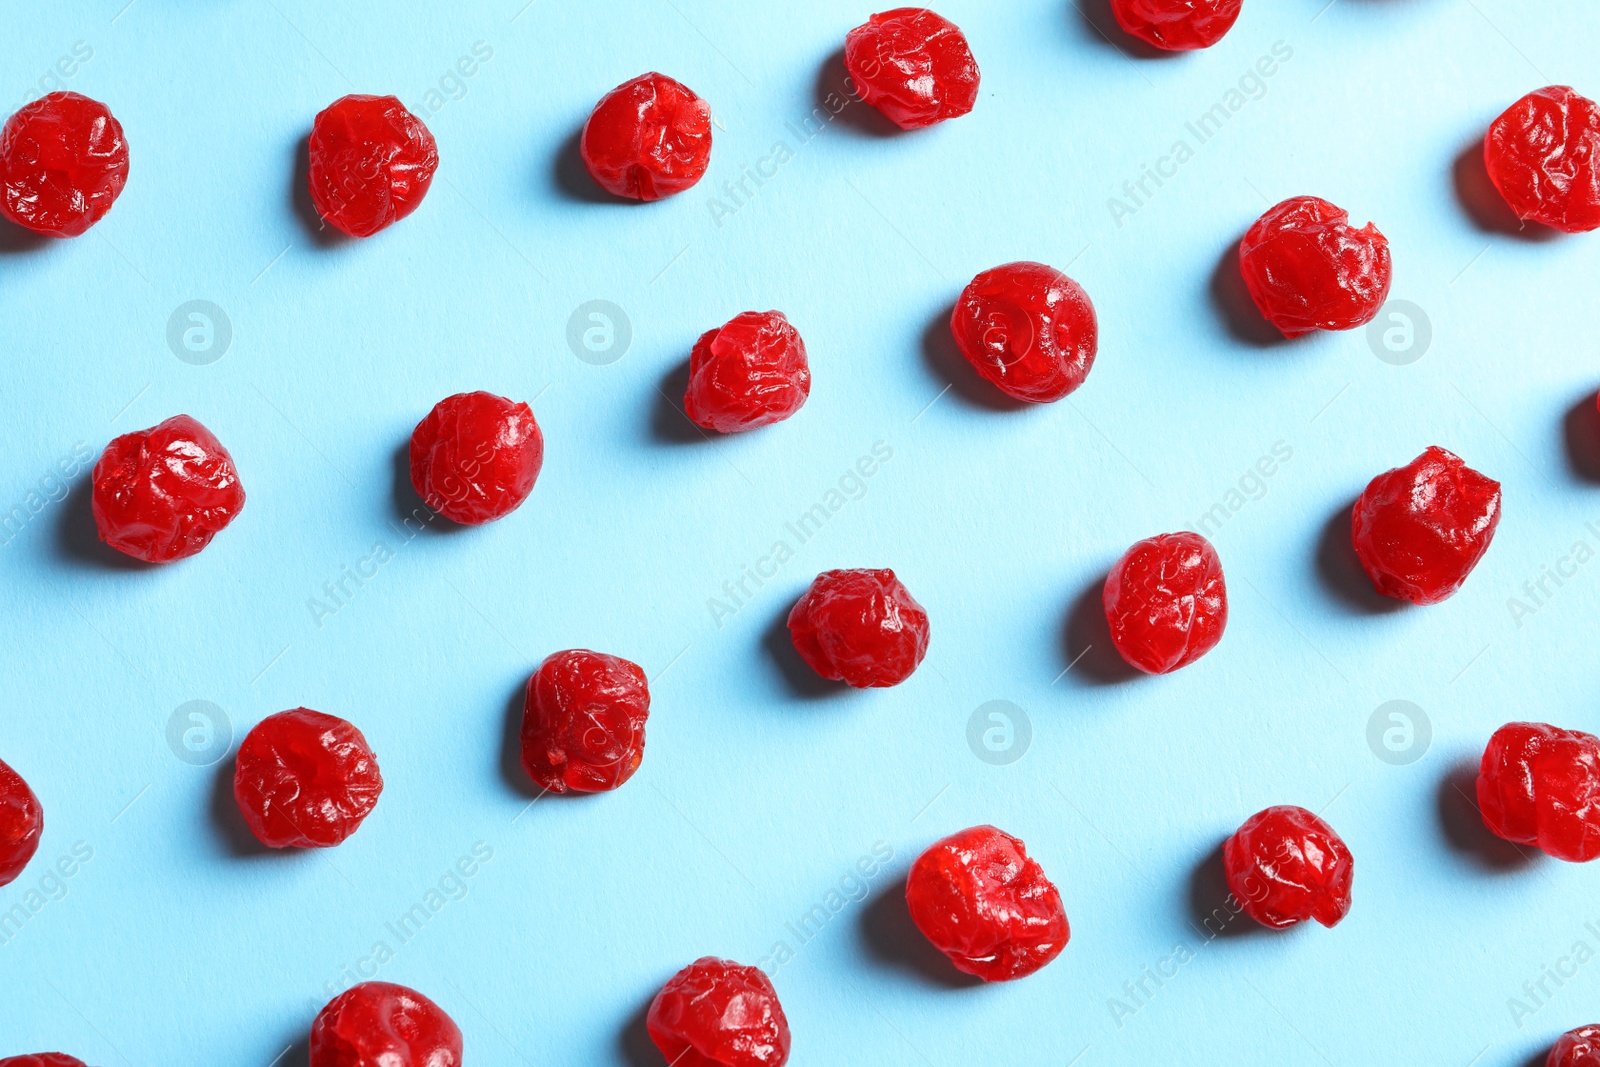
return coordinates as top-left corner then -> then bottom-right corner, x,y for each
2,0 -> 1599,1064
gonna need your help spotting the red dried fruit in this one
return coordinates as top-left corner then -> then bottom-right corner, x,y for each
1549,1025 -> 1600,1066
1477,722 -> 1600,863
1485,86 -> 1600,233
0,757 -> 43,888
1224,805 -> 1353,929
233,709 -> 383,850
787,569 -> 930,688
647,957 -> 790,1067
1110,0 -> 1242,50
410,391 -> 543,525
0,1057 -> 91,1067
844,9 -> 980,131
311,981 -> 462,1067
906,824 -> 1068,982
581,73 -> 712,201
1239,195 -> 1392,338
91,414 -> 246,564
1102,532 -> 1226,675
0,92 -> 128,238
309,95 -> 438,238
521,649 -> 650,794
949,261 -> 1097,403
1351,446 -> 1501,605
684,311 -> 811,433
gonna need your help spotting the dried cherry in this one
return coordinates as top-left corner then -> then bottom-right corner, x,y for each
581,73 -> 712,201
1477,722 -> 1600,863
1110,0 -> 1242,51
521,649 -> 650,794
1351,446 -> 1501,605
684,311 -> 811,433
949,261 -> 1097,403
1102,532 -> 1227,674
1224,805 -> 1353,929
0,1057 -> 91,1067
1239,195 -> 1391,337
0,757 -> 43,887
647,957 -> 790,1067
310,981 -> 462,1067
844,9 -> 980,130
906,825 -> 1069,982
309,95 -> 438,238
91,414 -> 246,564
233,709 -> 383,849
0,92 -> 128,238
410,391 -> 543,525
1549,1025 -> 1600,1066
787,569 -> 930,688
1484,85 -> 1600,233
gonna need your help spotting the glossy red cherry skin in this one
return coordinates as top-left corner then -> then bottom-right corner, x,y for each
0,92 -> 128,238
787,569 -> 930,688
1239,195 -> 1392,338
0,1056 -> 91,1067
1477,722 -> 1600,863
684,311 -> 811,433
1224,805 -> 1353,929
308,95 -> 437,238
0,757 -> 44,888
1485,85 -> 1600,233
950,261 -> 1097,404
1110,0 -> 1242,51
1549,1024 -> 1600,1066
1351,446 -> 1501,605
233,709 -> 383,849
906,825 -> 1069,982
581,73 -> 712,201
310,982 -> 462,1067
521,650 -> 650,794
647,957 -> 790,1067
1102,532 -> 1226,674
410,391 -> 543,525
91,414 -> 246,564
844,8 -> 980,131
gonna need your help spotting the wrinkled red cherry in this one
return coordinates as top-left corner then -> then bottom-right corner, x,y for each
949,261 -> 1097,403
309,95 -> 438,238
906,825 -> 1069,982
1102,532 -> 1226,674
0,1057 -> 91,1067
311,981 -> 462,1067
1239,195 -> 1392,338
581,73 -> 712,201
0,757 -> 43,888
788,569 -> 929,688
844,9 -> 980,131
1485,85 -> 1600,234
1224,805 -> 1353,929
234,709 -> 383,849
91,414 -> 246,564
1110,0 -> 1242,51
684,311 -> 811,433
0,92 -> 128,238
1549,1024 -> 1600,1066
1351,446 -> 1501,605
521,649 -> 650,794
1477,722 -> 1600,863
647,957 -> 790,1067
410,391 -> 543,525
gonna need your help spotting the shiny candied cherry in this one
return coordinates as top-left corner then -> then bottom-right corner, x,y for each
410,391 -> 543,525
1239,195 -> 1392,338
91,414 -> 246,564
684,311 -> 811,433
949,261 -> 1097,404
788,569 -> 930,688
647,957 -> 790,1067
1224,805 -> 1353,929
0,92 -> 128,238
1102,532 -> 1226,675
521,649 -> 650,794
1484,85 -> 1600,233
906,825 -> 1069,982
310,982 -> 462,1067
233,709 -> 383,849
581,73 -> 712,201
1477,722 -> 1600,862
308,95 -> 438,238
0,1057 -> 91,1067
1110,0 -> 1242,51
1351,446 -> 1501,605
1549,1025 -> 1600,1066
844,8 -> 980,131
0,757 -> 44,887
